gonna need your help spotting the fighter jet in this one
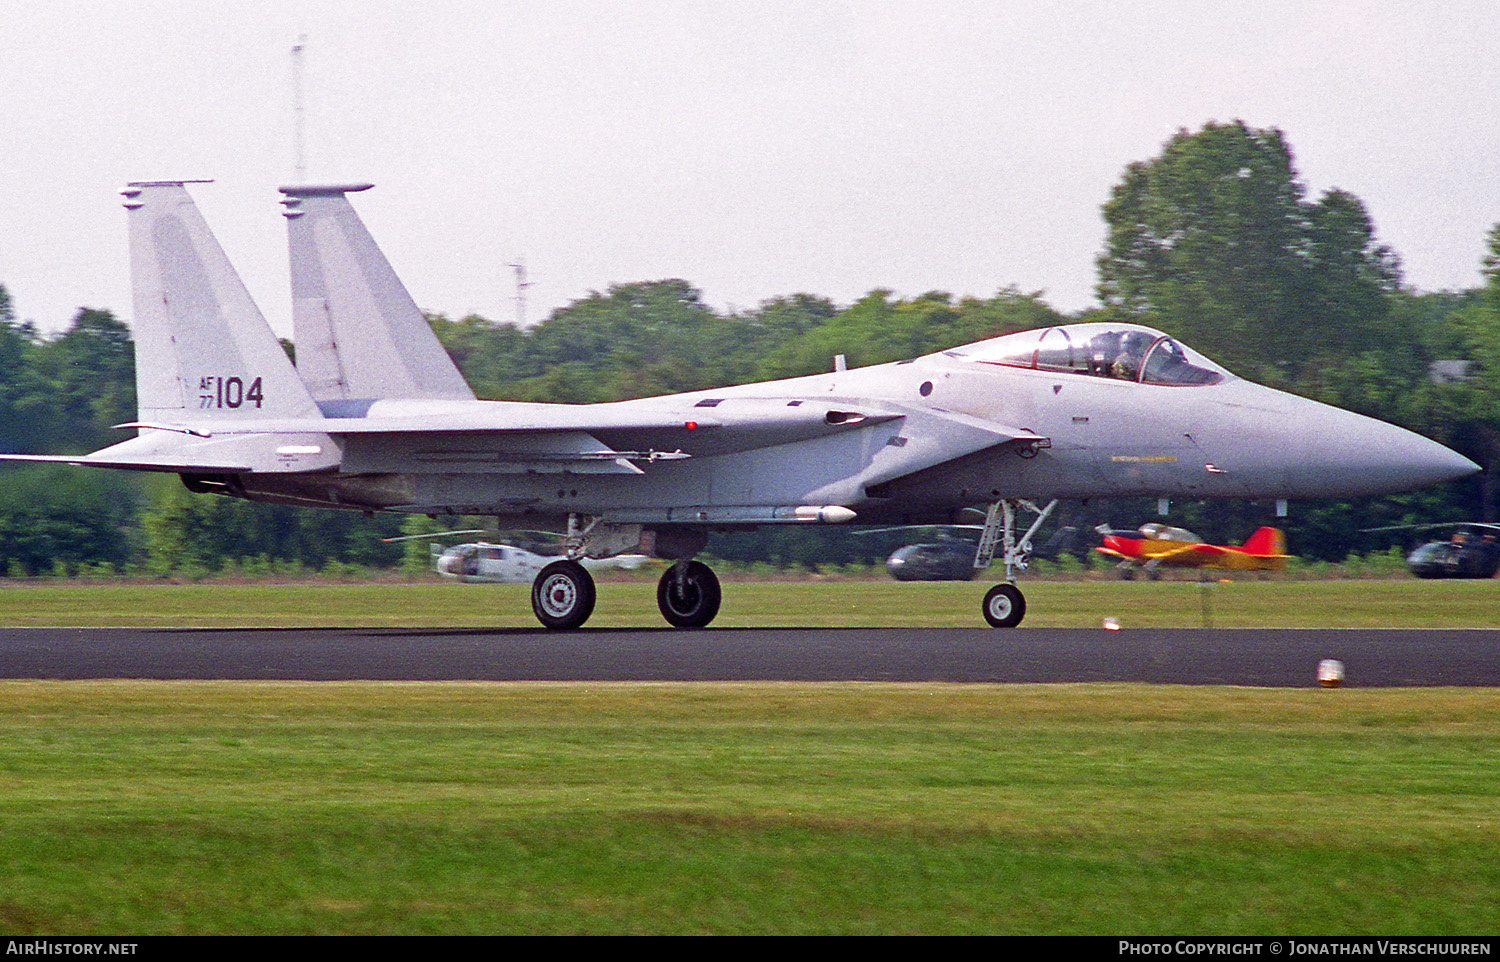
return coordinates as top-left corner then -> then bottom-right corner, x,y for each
2,181 -> 1478,629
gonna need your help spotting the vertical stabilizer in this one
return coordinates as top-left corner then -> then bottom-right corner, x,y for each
1242,526 -> 1287,558
280,184 -> 475,402
123,181 -> 321,424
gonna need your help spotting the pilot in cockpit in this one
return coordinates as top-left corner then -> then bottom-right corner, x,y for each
1112,330 -> 1154,381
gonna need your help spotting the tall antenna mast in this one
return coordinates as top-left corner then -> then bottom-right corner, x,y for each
509,260 -> 532,326
291,35 -> 308,182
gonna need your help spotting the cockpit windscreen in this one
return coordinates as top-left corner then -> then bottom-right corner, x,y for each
947,323 -> 1228,386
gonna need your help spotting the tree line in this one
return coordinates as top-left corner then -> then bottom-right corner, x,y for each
1,120 -> 1497,575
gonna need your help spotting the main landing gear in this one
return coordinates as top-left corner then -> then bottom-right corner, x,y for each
529,517 -> 723,630
973,498 -> 1058,628
531,560 -> 596,630
657,559 -> 721,628
529,558 -> 722,630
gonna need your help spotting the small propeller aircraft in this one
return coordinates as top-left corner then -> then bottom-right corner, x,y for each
1,181 -> 1476,629
1363,523 -> 1500,579
1096,523 -> 1289,579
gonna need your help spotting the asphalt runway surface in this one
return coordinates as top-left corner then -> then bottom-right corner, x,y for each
2,626 -> 1499,686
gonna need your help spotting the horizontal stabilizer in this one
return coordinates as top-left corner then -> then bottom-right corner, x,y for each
0,452 -> 250,474
1,426 -> 339,475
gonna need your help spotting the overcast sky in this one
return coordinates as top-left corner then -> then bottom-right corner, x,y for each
2,0 -> 1497,338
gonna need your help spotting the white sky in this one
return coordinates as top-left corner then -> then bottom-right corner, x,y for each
2,0 -> 1497,337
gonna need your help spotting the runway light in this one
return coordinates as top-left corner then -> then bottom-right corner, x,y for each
1103,616 -> 1121,631
1317,659 -> 1345,688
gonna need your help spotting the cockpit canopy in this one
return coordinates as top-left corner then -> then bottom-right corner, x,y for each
945,323 -> 1228,386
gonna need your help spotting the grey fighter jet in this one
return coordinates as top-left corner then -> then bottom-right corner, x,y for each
3,182 -> 1478,629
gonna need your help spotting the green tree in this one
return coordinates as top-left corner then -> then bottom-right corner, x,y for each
139,480 -> 406,576
0,466 -> 140,575
0,285 -> 57,455
31,308 -> 136,451
1096,121 -> 1399,382
1436,223 -> 1500,520
428,312 -> 528,398
756,288 -> 1061,379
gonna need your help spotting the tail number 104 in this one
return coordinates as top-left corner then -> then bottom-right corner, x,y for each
198,376 -> 264,409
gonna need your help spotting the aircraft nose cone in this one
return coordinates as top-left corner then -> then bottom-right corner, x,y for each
1291,407 -> 1478,497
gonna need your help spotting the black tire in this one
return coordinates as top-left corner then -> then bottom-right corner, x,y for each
657,560 -> 722,628
982,583 -> 1026,628
531,560 -> 596,630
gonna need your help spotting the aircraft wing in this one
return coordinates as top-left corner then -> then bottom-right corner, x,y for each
9,395 -> 1045,488
1152,543 -> 1290,569
1151,543 -> 1231,566
147,396 -> 899,439
109,397 -> 1045,480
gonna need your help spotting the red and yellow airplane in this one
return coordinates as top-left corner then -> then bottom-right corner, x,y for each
1096,523 -> 1288,579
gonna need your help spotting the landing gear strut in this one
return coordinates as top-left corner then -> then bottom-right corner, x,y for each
973,498 -> 1057,628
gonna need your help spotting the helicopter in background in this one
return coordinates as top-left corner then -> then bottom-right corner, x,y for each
1364,523 -> 1500,579
391,531 -> 652,584
885,539 -> 981,581
433,541 -> 651,584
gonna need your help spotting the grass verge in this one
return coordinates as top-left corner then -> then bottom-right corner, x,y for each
1,681 -> 1498,934
0,578 -> 1496,628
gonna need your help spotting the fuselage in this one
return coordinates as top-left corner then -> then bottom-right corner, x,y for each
230,323 -> 1478,531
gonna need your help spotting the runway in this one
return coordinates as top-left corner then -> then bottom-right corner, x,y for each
2,626 -> 1499,686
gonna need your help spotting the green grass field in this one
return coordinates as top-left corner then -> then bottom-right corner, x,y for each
1,579 -> 1498,934
0,576 -> 1496,628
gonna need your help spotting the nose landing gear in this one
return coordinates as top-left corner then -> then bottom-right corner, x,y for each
973,498 -> 1057,628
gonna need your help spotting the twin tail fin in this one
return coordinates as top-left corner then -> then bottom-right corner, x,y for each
280,183 -> 475,403
122,181 -> 320,425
